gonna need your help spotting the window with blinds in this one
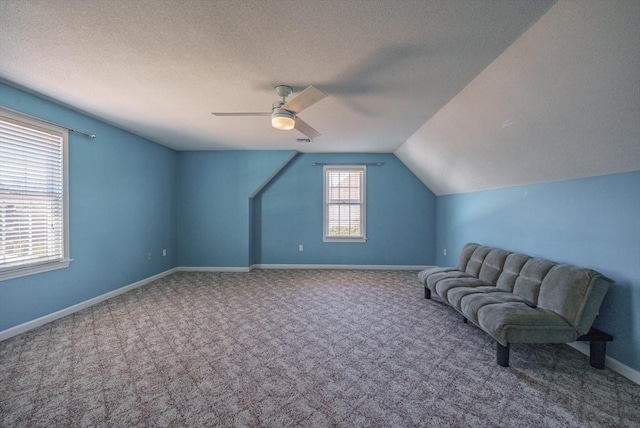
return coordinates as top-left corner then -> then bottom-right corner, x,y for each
0,109 -> 70,280
323,165 -> 366,242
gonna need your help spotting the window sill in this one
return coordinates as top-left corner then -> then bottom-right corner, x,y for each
323,237 -> 367,243
0,259 -> 72,281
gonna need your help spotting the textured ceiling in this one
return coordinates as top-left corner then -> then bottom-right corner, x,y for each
2,0 -> 636,196
395,0 -> 640,195
0,0 -> 555,152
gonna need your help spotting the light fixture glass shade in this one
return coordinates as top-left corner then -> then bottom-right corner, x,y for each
271,109 -> 295,130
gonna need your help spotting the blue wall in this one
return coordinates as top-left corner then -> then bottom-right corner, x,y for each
435,171 -> 640,371
255,153 -> 437,266
176,150 -> 293,267
0,83 -> 178,331
3,82 -> 636,375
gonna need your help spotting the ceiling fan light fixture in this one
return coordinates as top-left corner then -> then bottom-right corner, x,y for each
271,108 -> 295,130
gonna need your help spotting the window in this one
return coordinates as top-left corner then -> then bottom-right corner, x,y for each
323,165 -> 366,242
0,109 -> 70,281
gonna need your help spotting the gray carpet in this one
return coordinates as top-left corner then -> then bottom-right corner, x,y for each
1,270 -> 638,427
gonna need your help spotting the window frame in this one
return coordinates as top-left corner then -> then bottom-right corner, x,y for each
323,164 -> 367,243
0,108 -> 71,281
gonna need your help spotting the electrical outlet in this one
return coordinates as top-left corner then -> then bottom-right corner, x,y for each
443,249 -> 447,256
298,245 -> 304,252
162,249 -> 167,257
147,252 -> 152,261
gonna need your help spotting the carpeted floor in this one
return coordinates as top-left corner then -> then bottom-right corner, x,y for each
1,270 -> 638,427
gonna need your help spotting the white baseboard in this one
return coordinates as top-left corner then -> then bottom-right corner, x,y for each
568,342 -> 639,385
177,266 -> 251,272
250,264 -> 428,271
0,268 -> 178,342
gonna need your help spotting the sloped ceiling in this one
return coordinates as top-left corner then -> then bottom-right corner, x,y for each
396,0 -> 640,195
1,1 -> 637,196
0,0 -> 554,152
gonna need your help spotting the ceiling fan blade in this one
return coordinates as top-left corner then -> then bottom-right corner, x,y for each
282,86 -> 327,114
294,117 -> 321,139
211,112 -> 271,116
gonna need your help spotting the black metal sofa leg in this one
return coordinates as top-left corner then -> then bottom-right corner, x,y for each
590,340 -> 607,369
576,328 -> 613,369
424,287 -> 431,299
497,342 -> 510,367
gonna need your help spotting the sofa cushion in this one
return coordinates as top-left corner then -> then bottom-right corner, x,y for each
477,302 -> 577,346
435,277 -> 492,304
456,243 -> 480,271
495,253 -> 531,292
447,285 -> 501,311
425,270 -> 473,291
460,292 -> 524,324
478,249 -> 510,284
538,265 -> 612,335
512,258 -> 556,303
465,246 -> 492,277
418,266 -> 457,285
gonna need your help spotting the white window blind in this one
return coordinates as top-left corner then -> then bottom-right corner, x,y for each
323,165 -> 366,242
0,110 -> 70,280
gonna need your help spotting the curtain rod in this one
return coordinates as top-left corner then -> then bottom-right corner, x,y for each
1,105 -> 96,139
312,162 -> 384,166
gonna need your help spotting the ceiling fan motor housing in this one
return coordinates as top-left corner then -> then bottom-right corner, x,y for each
275,85 -> 293,100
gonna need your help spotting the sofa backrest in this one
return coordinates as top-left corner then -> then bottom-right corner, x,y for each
512,258 -> 556,303
478,249 -> 510,284
455,243 -> 479,271
465,246 -> 492,277
495,253 -> 531,292
538,265 -> 612,335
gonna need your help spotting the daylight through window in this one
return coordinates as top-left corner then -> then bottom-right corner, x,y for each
0,109 -> 70,280
323,165 -> 366,242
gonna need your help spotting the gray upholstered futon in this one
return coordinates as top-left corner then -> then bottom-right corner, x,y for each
418,243 -> 613,367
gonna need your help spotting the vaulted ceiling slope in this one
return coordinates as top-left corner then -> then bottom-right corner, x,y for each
396,0 -> 640,195
0,0 -> 554,152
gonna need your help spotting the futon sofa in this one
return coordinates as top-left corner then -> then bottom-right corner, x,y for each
418,243 -> 613,368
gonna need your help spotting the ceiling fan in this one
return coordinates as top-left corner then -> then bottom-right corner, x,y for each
212,85 -> 327,139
